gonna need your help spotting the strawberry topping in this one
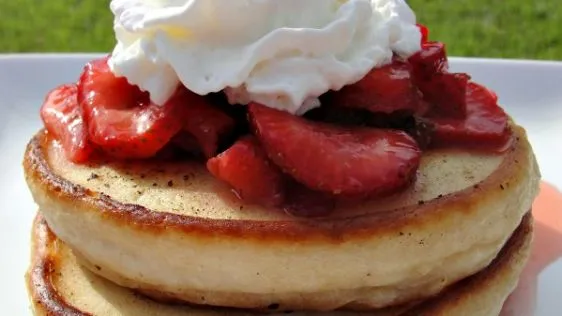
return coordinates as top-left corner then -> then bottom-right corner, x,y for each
427,82 -> 510,151
410,42 -> 449,75
182,98 -> 236,158
409,42 -> 468,119
417,24 -> 429,45
171,131 -> 204,157
328,60 -> 427,116
40,84 -> 94,163
78,57 -> 187,159
207,136 -> 285,207
283,181 -> 336,218
38,23 -> 513,214
249,103 -> 421,196
419,73 -> 470,119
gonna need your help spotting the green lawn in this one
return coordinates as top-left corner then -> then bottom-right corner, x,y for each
0,0 -> 560,60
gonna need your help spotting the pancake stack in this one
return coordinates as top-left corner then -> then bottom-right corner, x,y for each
24,122 -> 539,315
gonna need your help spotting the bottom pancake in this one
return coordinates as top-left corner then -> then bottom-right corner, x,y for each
26,211 -> 533,316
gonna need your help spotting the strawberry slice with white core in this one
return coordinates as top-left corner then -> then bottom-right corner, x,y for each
40,84 -> 94,163
78,56 -> 188,159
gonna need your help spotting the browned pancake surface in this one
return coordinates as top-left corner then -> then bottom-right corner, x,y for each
23,128 -> 531,242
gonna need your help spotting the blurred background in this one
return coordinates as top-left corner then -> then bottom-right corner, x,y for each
0,0 -> 560,60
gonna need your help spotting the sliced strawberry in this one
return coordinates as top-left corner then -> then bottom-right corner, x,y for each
409,41 -> 449,76
428,82 -> 510,150
171,131 -> 203,157
249,103 -> 421,196
182,98 -> 236,158
207,136 -> 285,207
40,84 -> 94,163
327,60 -> 427,116
417,24 -> 429,45
420,73 -> 470,118
283,181 -> 336,218
78,56 -> 187,159
409,42 -> 468,118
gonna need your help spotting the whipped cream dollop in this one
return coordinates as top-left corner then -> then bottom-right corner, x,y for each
109,0 -> 421,114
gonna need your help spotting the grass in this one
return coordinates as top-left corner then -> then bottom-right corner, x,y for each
410,0 -> 562,60
0,0 -> 560,60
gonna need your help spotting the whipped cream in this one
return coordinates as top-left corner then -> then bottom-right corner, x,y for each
109,0 -> 421,114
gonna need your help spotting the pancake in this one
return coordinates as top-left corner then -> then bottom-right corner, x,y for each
27,211 -> 533,316
23,124 -> 540,311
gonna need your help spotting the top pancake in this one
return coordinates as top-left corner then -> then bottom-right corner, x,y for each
25,125 -> 537,241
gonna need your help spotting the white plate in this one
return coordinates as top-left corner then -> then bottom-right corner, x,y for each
0,54 -> 561,316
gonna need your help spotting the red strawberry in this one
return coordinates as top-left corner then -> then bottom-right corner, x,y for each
420,72 -> 470,118
207,136 -> 285,207
409,42 -> 468,118
417,24 -> 429,45
428,82 -> 510,150
249,103 -> 421,196
327,60 -> 427,116
40,84 -> 94,163
171,131 -> 203,157
283,181 -> 336,218
409,41 -> 449,76
182,99 -> 236,158
78,56 -> 188,159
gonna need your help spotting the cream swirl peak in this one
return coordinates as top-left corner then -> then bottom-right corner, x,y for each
108,0 -> 421,114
